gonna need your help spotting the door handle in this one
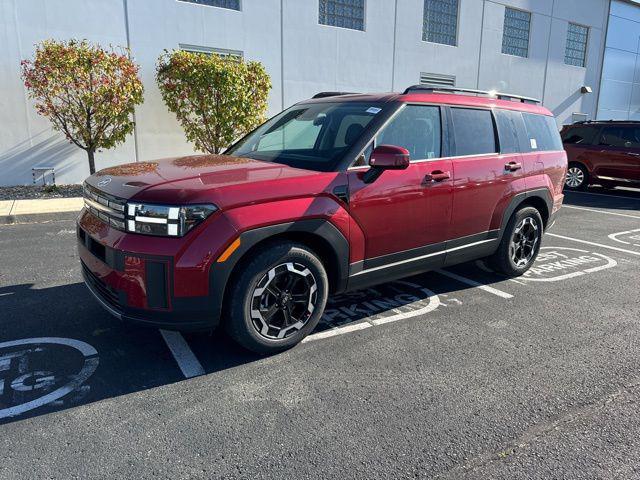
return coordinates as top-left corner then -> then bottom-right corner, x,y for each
505,162 -> 522,172
424,170 -> 450,182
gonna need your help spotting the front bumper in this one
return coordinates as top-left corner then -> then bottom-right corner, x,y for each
77,209 -> 229,331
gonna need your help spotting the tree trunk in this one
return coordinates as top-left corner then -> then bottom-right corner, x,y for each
87,149 -> 96,175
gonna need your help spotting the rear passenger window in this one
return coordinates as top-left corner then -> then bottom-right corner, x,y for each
376,105 -> 441,160
522,113 -> 563,151
561,126 -> 596,145
451,108 -> 497,156
599,126 -> 640,148
495,109 -> 528,154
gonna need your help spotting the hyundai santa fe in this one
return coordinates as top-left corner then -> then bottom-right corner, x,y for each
78,85 -> 567,354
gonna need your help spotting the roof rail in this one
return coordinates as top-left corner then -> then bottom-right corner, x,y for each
312,91 -> 359,99
574,119 -> 640,124
402,84 -> 541,105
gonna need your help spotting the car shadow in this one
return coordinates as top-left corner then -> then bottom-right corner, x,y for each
0,264 -> 513,425
563,187 -> 640,212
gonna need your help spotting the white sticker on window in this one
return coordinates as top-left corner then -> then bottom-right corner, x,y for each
530,138 -> 538,149
366,107 -> 382,114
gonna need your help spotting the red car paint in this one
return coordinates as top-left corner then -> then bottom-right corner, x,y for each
78,90 -> 566,331
561,121 -> 640,189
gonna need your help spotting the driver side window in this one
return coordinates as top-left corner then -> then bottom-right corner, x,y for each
376,105 -> 442,161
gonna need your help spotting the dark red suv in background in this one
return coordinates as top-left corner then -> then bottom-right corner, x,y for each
78,86 -> 567,353
561,120 -> 640,190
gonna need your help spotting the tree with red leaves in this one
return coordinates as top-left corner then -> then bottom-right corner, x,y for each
21,39 -> 144,174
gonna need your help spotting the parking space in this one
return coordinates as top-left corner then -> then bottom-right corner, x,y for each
1,189 -> 639,478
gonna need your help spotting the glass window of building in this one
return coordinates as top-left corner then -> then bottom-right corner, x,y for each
179,0 -> 240,10
565,23 -> 589,67
502,7 -> 531,58
319,0 -> 365,31
422,0 -> 459,46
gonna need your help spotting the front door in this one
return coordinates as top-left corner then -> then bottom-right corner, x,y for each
347,104 -> 452,274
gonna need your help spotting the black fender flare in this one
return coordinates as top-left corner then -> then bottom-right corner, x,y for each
497,188 -> 553,243
207,219 -> 350,328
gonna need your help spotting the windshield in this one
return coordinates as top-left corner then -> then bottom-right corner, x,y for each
226,102 -> 384,171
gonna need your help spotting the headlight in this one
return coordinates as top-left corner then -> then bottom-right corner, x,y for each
125,203 -> 217,237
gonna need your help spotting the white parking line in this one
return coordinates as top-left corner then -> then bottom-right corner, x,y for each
562,205 -> 640,219
546,233 -> 640,257
303,322 -> 372,343
608,228 -> 640,246
160,330 -> 205,378
435,269 -> 514,299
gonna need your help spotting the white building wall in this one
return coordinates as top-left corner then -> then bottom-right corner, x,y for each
597,0 -> 640,119
0,0 -> 619,186
0,0 -> 135,185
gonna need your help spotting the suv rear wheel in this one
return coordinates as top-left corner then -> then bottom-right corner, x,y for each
565,163 -> 588,190
489,206 -> 543,276
224,241 -> 329,354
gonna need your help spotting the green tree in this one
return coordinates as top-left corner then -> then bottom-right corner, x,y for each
156,50 -> 271,154
21,39 -> 144,174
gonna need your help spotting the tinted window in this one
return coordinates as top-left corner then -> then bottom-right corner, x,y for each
451,108 -> 497,156
523,113 -> 563,151
376,105 -> 441,160
495,109 -> 528,154
561,126 -> 596,144
599,126 -> 640,148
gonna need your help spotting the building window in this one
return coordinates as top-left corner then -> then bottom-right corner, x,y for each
422,0 -> 459,46
319,0 -> 365,31
179,44 -> 243,59
565,23 -> 588,67
502,7 -> 531,58
178,0 -> 240,10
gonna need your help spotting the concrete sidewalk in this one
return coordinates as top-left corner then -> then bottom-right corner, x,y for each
0,197 -> 83,224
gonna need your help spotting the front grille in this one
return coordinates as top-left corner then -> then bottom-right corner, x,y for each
83,183 -> 127,231
81,261 -> 122,311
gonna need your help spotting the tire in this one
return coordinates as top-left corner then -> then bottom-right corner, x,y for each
565,163 -> 589,191
488,206 -> 544,277
223,241 -> 329,354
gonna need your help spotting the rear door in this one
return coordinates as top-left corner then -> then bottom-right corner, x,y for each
596,125 -> 640,183
448,107 -> 525,240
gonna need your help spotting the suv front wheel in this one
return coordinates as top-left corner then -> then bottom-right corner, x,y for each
224,241 -> 329,354
489,206 -> 543,276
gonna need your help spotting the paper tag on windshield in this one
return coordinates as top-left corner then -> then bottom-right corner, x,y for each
366,107 -> 382,114
530,138 -> 538,149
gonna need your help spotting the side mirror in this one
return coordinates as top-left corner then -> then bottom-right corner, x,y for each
369,145 -> 410,170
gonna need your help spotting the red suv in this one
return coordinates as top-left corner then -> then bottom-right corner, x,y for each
561,120 -> 640,190
78,86 -> 566,353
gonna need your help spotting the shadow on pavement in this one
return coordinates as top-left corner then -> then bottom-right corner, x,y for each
563,187 -> 640,212
0,265 -> 509,425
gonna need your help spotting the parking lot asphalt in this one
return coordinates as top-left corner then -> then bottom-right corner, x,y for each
1,189 -> 639,479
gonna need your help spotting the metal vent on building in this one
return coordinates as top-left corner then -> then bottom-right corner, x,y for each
419,73 -> 456,87
179,44 -> 243,59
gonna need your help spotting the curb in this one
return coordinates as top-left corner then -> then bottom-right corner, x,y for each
0,197 -> 83,225
0,210 -> 81,225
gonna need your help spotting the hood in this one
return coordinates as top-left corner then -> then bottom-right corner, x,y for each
85,154 -> 340,209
